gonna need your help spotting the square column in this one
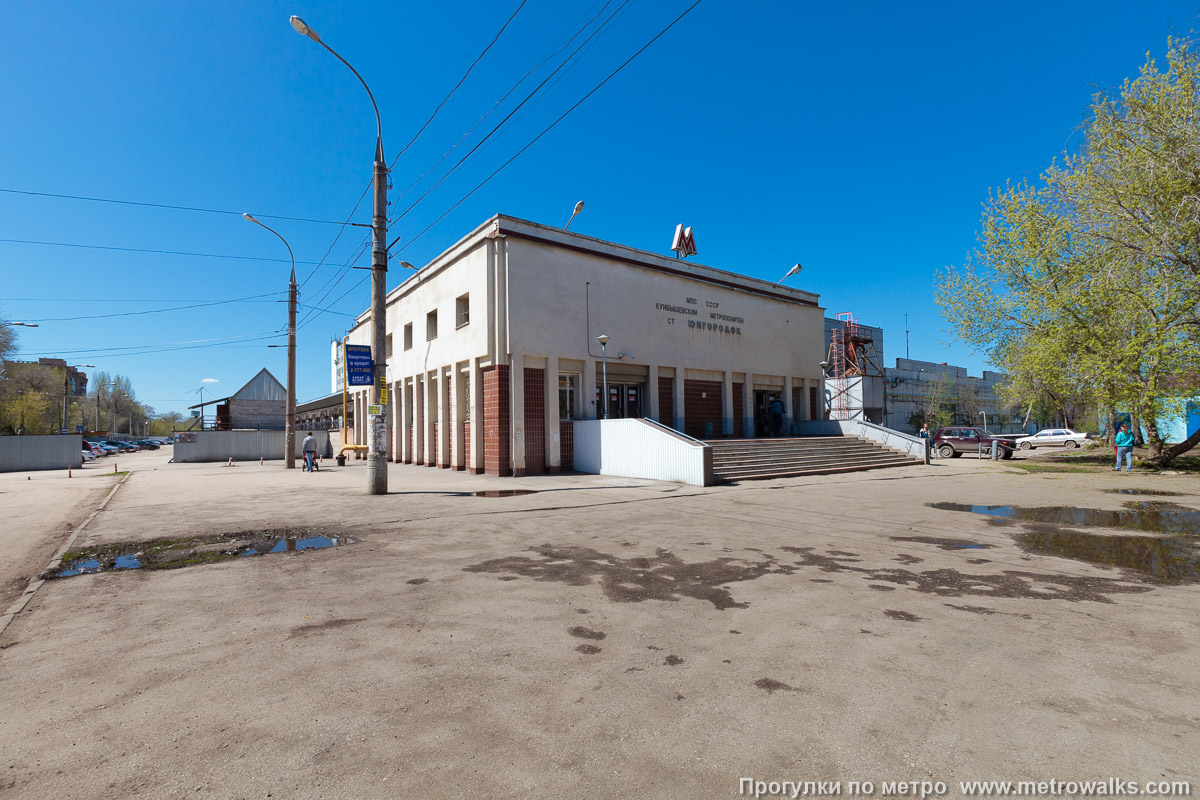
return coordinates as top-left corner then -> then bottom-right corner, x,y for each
722,370 -> 734,437
425,372 -> 437,466
783,375 -> 794,435
582,356 -> 598,420
452,364 -> 466,471
470,358 -> 484,474
510,353 -> 527,476
742,378 -> 754,438
647,364 -> 660,423
673,368 -> 685,432
391,378 -> 402,462
438,367 -> 451,468
413,375 -> 425,465
546,356 -> 561,471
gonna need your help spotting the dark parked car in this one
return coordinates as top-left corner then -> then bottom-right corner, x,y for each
105,440 -> 140,452
133,440 -> 160,450
931,427 -> 1015,459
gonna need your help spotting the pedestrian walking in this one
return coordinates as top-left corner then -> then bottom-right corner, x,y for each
768,396 -> 785,437
1114,423 -> 1135,472
302,432 -> 317,472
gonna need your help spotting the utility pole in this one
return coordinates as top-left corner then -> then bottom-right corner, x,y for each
905,312 -> 910,360
244,213 -> 298,468
368,138 -> 389,493
291,15 -> 388,494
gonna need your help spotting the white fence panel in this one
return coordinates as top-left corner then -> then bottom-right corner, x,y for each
574,419 -> 712,486
173,431 -> 331,463
0,434 -> 83,472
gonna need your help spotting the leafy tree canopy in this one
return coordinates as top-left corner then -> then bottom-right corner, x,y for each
938,38 -> 1200,466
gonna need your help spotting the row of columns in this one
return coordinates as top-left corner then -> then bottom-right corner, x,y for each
346,359 -> 824,472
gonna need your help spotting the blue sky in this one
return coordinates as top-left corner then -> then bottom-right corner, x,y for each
2,0 -> 1196,415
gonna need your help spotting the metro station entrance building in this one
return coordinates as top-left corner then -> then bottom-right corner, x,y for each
343,215 -> 826,476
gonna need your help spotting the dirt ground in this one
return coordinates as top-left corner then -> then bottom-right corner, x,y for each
0,450 -> 1197,799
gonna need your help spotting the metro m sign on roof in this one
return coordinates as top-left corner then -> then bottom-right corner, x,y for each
671,224 -> 697,258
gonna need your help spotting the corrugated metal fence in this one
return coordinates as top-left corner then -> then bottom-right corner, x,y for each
174,431 -> 332,463
0,434 -> 83,472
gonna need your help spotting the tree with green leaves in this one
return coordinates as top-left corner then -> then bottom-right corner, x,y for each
938,38 -> 1200,467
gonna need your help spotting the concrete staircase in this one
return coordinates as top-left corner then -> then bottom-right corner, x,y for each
705,436 -> 922,482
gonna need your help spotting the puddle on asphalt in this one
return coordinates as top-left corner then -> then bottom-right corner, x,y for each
474,490 -> 538,497
928,501 -> 1200,535
929,502 -> 1200,583
47,529 -> 352,579
1103,489 -> 1186,497
1013,527 -> 1200,583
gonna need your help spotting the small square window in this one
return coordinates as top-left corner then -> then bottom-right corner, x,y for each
456,294 -> 470,328
403,323 -> 413,351
426,310 -> 438,341
385,334 -> 393,359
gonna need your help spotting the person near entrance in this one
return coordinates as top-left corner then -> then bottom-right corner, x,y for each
768,396 -> 785,437
302,432 -> 318,472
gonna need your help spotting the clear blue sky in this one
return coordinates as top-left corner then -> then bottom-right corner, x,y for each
2,0 -> 1196,416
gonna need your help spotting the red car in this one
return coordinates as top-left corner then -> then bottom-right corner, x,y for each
931,427 -> 1015,459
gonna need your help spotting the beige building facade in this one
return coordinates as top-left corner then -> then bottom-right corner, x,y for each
343,215 -> 827,476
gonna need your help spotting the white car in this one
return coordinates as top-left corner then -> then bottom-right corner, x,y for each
1014,428 -> 1090,450
81,449 -> 96,462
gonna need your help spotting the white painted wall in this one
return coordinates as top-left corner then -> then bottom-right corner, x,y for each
573,419 -> 712,486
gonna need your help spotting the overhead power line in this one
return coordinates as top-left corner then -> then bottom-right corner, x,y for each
389,0 -> 529,170
14,331 -> 286,358
388,0 -> 635,238
0,187 -> 350,225
0,237 -> 366,267
396,0 -> 706,254
22,292 -> 285,322
390,0 -> 619,209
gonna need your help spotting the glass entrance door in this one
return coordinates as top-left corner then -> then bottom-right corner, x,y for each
597,383 -> 644,419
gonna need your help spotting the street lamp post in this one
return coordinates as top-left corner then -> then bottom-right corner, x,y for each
597,334 -> 610,420
291,15 -> 389,495
244,213 -> 298,469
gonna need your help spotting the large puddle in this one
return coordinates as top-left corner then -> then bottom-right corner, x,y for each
929,502 -> 1200,583
48,529 -> 351,579
928,501 -> 1200,535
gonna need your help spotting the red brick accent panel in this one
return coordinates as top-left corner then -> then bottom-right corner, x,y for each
523,368 -> 546,475
684,379 -> 723,439
658,377 -> 674,428
733,382 -> 744,438
432,424 -> 439,467
464,421 -> 471,467
560,420 -> 574,469
483,365 -> 510,476
406,425 -> 412,464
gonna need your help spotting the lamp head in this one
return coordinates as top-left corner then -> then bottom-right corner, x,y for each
399,261 -> 417,270
573,201 -> 585,214
242,212 -> 259,224
290,16 -> 321,42
819,361 -> 829,371
597,333 -> 610,347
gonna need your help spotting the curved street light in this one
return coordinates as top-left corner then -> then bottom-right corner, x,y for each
291,15 -> 390,495
244,213 -> 298,469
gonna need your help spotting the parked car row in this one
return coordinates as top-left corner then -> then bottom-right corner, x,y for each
82,437 -> 173,460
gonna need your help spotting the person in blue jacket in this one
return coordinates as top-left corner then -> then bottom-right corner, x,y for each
1114,422 -> 1135,472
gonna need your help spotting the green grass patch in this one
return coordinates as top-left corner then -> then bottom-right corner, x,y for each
86,470 -> 129,477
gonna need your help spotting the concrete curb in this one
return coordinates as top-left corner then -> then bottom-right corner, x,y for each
0,472 -> 131,638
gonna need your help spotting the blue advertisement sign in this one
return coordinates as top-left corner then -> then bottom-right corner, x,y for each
345,344 -> 374,386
